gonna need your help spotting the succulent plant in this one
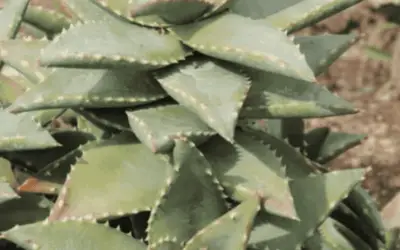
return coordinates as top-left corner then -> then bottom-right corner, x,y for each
0,0 -> 387,249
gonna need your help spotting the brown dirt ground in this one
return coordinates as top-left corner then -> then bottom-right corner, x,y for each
1,0 -> 400,209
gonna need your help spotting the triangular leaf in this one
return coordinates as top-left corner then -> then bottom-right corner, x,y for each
247,168 -> 365,250
130,0 -> 211,24
8,68 -> 167,112
0,0 -> 29,39
155,57 -> 250,142
316,131 -> 366,164
24,5 -> 72,35
0,74 -> 27,107
0,181 -> 19,204
0,111 -> 60,152
77,108 -> 131,132
147,139 -> 227,246
171,13 -> 315,82
183,197 -> 260,250
231,0 -> 300,19
48,133 -> 174,221
0,39 -> 52,83
39,19 -> 189,69
62,0 -> 118,22
294,34 -> 357,75
91,0 -> 170,27
239,70 -> 356,119
2,220 -> 147,250
127,104 -> 216,153
199,131 -> 297,219
265,0 -> 361,33
0,157 -> 16,186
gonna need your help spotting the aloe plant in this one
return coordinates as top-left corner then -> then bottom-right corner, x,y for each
0,0 -> 387,249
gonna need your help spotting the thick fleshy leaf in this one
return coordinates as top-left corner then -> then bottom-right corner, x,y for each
130,0 -> 211,24
171,13 -> 315,82
199,131 -> 297,219
247,168 -> 365,250
48,133 -> 174,221
265,0 -> 361,33
183,197 -> 260,250
91,0 -> 170,27
0,181 -> 19,204
2,220 -> 147,250
344,185 -> 386,242
155,58 -> 250,142
17,176 -> 62,195
147,139 -> 227,246
0,157 -> 15,186
230,0 -> 300,19
318,217 -> 358,249
17,22 -> 48,39
23,5 -> 71,35
0,194 -> 52,232
0,74 -> 27,107
295,34 -> 357,75
239,70 -> 356,119
127,104 -> 216,153
63,0 -> 117,22
0,0 -> 29,39
240,129 -> 316,178
8,68 -> 167,113
0,111 -> 59,152
304,127 -> 330,160
315,131 -> 366,164
76,108 -> 131,132
333,218 -> 377,249
0,39 -> 52,83
39,20 -> 189,69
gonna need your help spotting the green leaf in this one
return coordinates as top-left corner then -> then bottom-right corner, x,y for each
147,139 -> 227,247
316,131 -> 366,164
183,197 -> 260,250
2,220 -> 147,250
47,133 -> 174,221
130,0 -> 211,24
295,34 -> 357,76
0,111 -> 60,152
0,194 -> 52,232
8,68 -> 167,113
247,168 -> 365,250
62,0 -> 118,22
23,5 -> 71,35
199,131 -> 297,219
0,0 -> 29,39
231,0 -> 300,19
39,20 -> 189,70
127,104 -> 216,153
0,157 -> 15,186
171,13 -> 315,82
304,127 -> 330,161
0,39 -> 52,83
239,70 -> 356,119
318,217 -> 358,249
155,58 -> 249,142
91,0 -> 170,27
265,0 -> 361,33
0,74 -> 27,107
77,108 -> 131,132
0,181 -> 19,204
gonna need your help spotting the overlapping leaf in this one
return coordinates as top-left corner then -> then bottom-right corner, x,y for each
39,19 -> 189,69
91,0 -> 170,27
48,133 -> 174,221
183,197 -> 260,250
127,104 -> 216,153
239,69 -> 356,119
147,139 -> 227,247
8,68 -> 167,112
130,0 -> 211,24
0,39 -> 52,83
23,5 -> 71,35
171,13 -> 315,82
247,168 -> 365,250
2,220 -> 147,250
0,111 -> 59,152
231,0 -> 300,19
63,0 -> 117,22
0,0 -> 29,39
199,131 -> 297,219
295,34 -> 357,75
76,108 -> 131,132
265,0 -> 361,33
155,58 -> 250,142
0,181 -> 19,204
0,74 -> 27,107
